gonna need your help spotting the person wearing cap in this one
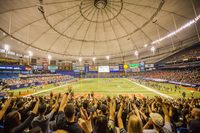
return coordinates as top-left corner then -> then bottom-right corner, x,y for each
189,106 -> 200,133
143,105 -> 172,133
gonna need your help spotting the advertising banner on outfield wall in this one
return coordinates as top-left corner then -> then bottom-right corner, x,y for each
89,65 -> 98,72
84,64 -> 89,73
140,61 -> 145,72
145,64 -> 154,68
110,66 -> 119,72
119,64 -> 124,72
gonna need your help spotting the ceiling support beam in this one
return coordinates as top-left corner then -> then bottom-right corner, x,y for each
103,8 -> 123,54
47,5 -> 94,52
106,4 -> 137,50
0,4 -> 79,42
78,8 -> 96,56
64,8 -> 97,55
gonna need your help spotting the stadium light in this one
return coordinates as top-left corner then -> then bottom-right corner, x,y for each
144,44 -> 148,48
2,32 -> 6,36
48,54 -> 52,64
195,14 -> 200,22
151,46 -> 156,53
48,55 -> 52,60
151,14 -> 200,45
92,57 -> 96,62
134,50 -> 139,57
79,57 -> 82,62
4,44 -> 10,57
4,44 -> 10,51
28,51 -> 33,57
106,56 -> 110,60
28,51 -> 33,65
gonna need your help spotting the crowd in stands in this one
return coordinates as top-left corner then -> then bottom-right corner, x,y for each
159,44 -> 200,64
0,56 -> 20,66
19,74 -> 63,78
0,90 -> 199,133
2,75 -> 73,86
134,69 -> 200,84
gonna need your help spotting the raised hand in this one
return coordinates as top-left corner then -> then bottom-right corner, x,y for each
32,97 -> 40,115
117,101 -> 125,129
109,98 -> 116,121
59,94 -> 68,112
0,98 -> 12,120
79,107 -> 93,133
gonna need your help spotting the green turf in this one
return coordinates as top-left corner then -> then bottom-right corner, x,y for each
146,81 -> 200,98
8,84 -> 55,95
9,78 -> 200,98
34,78 -> 159,97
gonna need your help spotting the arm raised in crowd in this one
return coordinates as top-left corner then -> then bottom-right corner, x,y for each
117,102 -> 124,129
46,96 -> 59,119
0,98 -> 12,120
109,98 -> 116,121
79,107 -> 93,133
59,93 -> 68,112
32,97 -> 40,114
49,91 -> 54,107
13,98 -> 40,133
132,103 -> 141,120
162,104 -> 170,123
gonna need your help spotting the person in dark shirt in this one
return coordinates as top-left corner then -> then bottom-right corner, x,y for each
189,107 -> 200,133
31,100 -> 58,133
3,99 -> 40,133
56,94 -> 83,133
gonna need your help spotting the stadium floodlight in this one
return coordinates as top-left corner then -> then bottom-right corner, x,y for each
195,14 -> 200,22
151,14 -> 200,45
151,46 -> 156,53
48,55 -> 52,60
144,44 -> 148,48
28,51 -> 33,57
28,51 -> 33,65
134,51 -> 139,57
48,55 -> 52,64
92,57 -> 96,62
2,32 -> 6,36
4,44 -> 10,57
106,56 -> 110,60
4,44 -> 10,51
79,57 -> 82,62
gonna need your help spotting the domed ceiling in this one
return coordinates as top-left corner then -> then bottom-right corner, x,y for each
0,0 -> 199,63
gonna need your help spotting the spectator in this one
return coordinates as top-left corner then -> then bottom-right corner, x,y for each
31,98 -> 58,133
3,98 -> 39,133
56,94 -> 83,133
189,106 -> 200,133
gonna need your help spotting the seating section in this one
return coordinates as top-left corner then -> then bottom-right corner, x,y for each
159,43 -> 200,64
133,69 -> 200,84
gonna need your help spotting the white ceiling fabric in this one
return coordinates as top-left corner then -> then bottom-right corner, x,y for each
0,0 -> 199,63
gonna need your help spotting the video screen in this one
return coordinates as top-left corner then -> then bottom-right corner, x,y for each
98,66 -> 110,73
